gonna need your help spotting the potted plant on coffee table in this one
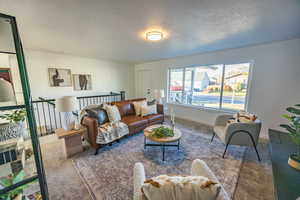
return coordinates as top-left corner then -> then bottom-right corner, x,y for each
280,104 -> 300,170
0,109 -> 26,142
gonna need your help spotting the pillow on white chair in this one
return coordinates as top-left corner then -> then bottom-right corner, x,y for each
104,105 -> 121,123
141,174 -> 220,200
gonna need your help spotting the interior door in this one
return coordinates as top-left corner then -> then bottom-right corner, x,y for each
136,69 -> 152,100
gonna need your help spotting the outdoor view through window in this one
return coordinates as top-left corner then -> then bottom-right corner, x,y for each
168,63 -> 250,110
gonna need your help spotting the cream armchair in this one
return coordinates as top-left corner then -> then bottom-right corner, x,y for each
133,159 -> 229,200
211,114 -> 262,161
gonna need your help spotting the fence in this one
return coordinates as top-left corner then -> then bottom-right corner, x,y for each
32,91 -> 125,136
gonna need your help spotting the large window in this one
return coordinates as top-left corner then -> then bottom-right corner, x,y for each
168,63 -> 251,111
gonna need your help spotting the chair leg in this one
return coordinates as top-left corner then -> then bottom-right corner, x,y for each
222,143 -> 229,158
94,147 -> 99,155
253,145 -> 261,162
210,132 -> 216,143
222,130 -> 261,162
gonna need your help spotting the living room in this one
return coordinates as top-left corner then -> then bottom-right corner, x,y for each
0,0 -> 300,200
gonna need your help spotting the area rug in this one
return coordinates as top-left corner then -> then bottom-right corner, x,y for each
72,126 -> 246,200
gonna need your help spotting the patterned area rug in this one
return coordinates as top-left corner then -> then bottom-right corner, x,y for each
72,126 -> 246,200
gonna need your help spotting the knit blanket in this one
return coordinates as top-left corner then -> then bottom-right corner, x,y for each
96,121 -> 129,144
142,175 -> 220,200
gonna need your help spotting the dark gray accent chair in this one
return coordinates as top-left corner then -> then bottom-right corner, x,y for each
211,114 -> 262,161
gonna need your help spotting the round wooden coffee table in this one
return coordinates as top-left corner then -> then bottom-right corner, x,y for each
144,124 -> 182,161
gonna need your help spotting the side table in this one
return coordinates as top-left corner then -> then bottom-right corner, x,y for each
56,127 -> 87,158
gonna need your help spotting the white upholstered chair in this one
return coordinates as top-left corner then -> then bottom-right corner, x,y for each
211,114 -> 262,161
133,159 -> 229,200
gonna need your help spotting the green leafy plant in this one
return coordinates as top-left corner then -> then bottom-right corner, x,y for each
280,104 -> 300,160
0,109 -> 26,123
0,170 -> 27,200
152,126 -> 174,138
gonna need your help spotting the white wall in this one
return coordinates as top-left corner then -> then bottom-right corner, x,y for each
6,50 -> 135,101
135,38 -> 300,137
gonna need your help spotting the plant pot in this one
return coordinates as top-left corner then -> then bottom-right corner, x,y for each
0,121 -> 25,142
288,154 -> 300,171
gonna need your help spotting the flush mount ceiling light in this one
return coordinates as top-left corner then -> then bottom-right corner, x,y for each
146,31 -> 163,41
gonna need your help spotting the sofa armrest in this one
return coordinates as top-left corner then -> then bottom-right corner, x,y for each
133,162 -> 146,200
157,104 -> 164,115
81,116 -> 99,149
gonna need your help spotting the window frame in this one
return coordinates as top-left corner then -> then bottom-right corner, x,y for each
167,61 -> 253,112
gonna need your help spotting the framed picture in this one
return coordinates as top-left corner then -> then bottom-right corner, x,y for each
73,74 -> 92,91
48,68 -> 72,87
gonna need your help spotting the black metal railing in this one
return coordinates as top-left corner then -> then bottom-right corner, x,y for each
77,91 -> 124,109
31,91 -> 125,136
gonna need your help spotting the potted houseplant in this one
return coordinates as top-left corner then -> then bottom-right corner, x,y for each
0,170 -> 27,200
0,109 -> 26,142
280,104 -> 300,170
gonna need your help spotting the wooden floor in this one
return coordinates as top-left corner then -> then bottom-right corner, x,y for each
40,118 -> 274,200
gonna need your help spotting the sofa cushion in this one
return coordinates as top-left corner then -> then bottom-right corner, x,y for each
144,114 -> 163,124
122,115 -> 148,127
113,101 -> 136,117
121,115 -> 148,134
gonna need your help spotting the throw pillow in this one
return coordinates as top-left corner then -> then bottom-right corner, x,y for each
141,175 -> 220,200
86,107 -> 109,125
234,111 -> 257,123
133,100 -> 147,116
141,104 -> 157,117
104,105 -> 121,123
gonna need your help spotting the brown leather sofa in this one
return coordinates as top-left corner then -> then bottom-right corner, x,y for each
82,98 -> 164,154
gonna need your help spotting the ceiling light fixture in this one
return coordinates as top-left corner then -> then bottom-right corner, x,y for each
146,31 -> 163,41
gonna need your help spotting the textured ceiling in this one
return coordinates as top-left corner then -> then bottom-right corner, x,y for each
0,0 -> 300,63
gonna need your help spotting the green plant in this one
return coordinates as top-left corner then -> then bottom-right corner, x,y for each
280,104 -> 300,160
0,170 -> 27,200
152,126 -> 174,138
0,109 -> 26,123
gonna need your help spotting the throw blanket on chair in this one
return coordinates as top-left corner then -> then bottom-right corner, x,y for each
142,175 -> 220,200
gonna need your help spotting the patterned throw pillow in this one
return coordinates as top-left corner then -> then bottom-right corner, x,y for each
141,104 -> 157,117
133,100 -> 147,116
233,111 -> 257,123
104,105 -> 121,123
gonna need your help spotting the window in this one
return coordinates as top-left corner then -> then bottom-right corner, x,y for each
168,63 -> 251,111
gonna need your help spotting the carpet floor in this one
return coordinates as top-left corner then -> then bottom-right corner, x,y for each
41,118 -> 273,200
72,122 -> 246,200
